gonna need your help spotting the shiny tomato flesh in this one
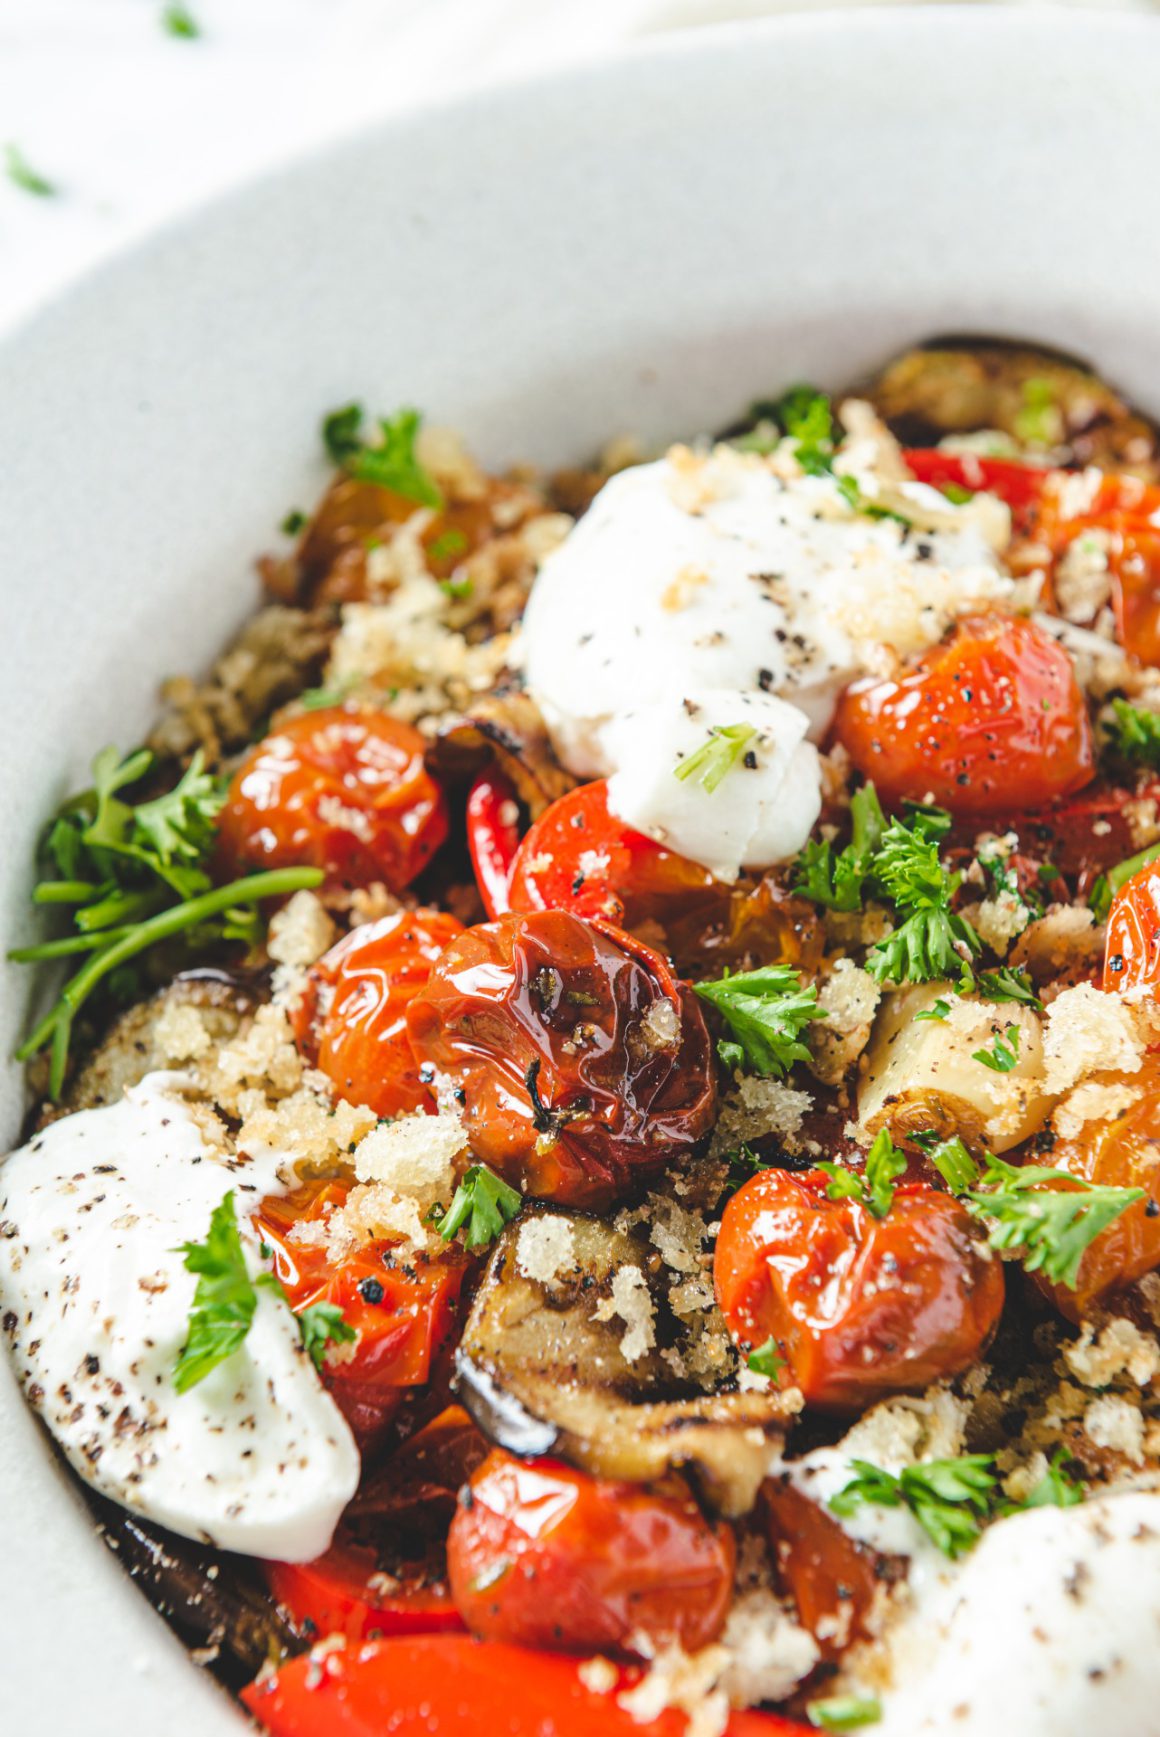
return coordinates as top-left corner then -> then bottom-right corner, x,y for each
833,611 -> 1094,816
216,706 -> 449,891
447,1449 -> 734,1657
762,1478 -> 896,1657
266,1531 -> 464,1641
293,907 -> 464,1118
508,779 -> 720,931
1103,859 -> 1160,994
405,909 -> 716,1208
1036,470 -> 1160,664
466,769 -> 522,920
714,1169 -> 1004,1410
902,448 -> 1049,522
254,1182 -> 470,1453
241,1635 -> 808,1737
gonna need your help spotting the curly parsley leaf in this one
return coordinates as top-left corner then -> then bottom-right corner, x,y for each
975,967 -> 1042,1010
673,723 -> 757,794
973,1022 -> 1021,1073
860,808 -> 981,991
866,905 -> 981,992
1014,1449 -> 1085,1512
297,1302 -> 357,1371
321,403 -> 443,509
173,1192 -> 262,1392
1104,698 -> 1160,769
806,1696 -> 881,1732
818,1127 -> 907,1219
433,1165 -> 522,1251
793,782 -> 885,912
831,1454 -> 998,1559
693,964 -> 819,1077
965,1154 -> 1144,1289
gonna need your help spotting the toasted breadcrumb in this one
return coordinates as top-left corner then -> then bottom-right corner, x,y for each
592,1265 -> 656,1364
1041,983 -> 1149,1094
266,890 -> 336,969
1066,1318 -> 1160,1389
972,888 -> 1031,954
1052,1078 -> 1143,1140
1084,1393 -> 1146,1463
324,1111 -> 467,1259
516,1215 -> 576,1284
710,1075 -> 813,1160
807,958 -> 881,1086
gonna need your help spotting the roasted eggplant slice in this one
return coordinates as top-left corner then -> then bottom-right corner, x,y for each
431,686 -> 576,820
865,339 -> 1160,478
454,1207 -> 799,1515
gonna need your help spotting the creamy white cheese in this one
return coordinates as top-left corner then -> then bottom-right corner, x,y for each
521,444 -> 1013,878
0,1075 -> 359,1560
785,1445 -> 1160,1734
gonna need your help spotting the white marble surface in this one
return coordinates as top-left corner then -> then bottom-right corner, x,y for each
0,0 -> 1156,332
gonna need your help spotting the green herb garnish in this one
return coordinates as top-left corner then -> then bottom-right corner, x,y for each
806,1695 -> 882,1730
911,1131 -> 981,1193
747,1337 -> 787,1378
693,964 -> 819,1077
818,1127 -> 907,1219
174,1193 -> 270,1392
793,783 -> 885,912
972,1022 -> 1021,1073
5,143 -> 56,197
975,967 -> 1042,1010
673,723 -> 758,794
831,1454 -> 999,1559
321,403 -> 443,509
1103,698 -> 1160,769
965,1154 -> 1144,1290
297,1302 -> 357,1371
161,4 -> 201,38
432,1165 -> 522,1251
914,997 -> 952,1023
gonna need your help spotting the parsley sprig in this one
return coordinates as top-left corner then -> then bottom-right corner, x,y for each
430,1165 -> 523,1251
972,1022 -> 1021,1073
865,808 -> 981,991
793,783 -> 885,912
965,1154 -> 1145,1290
818,1127 -> 907,1218
693,964 -> 819,1076
322,403 -> 443,509
1103,698 -> 1160,769
975,967 -> 1041,1010
673,723 -> 757,794
11,746 -> 321,1097
174,1193 -> 354,1391
831,1454 -> 999,1558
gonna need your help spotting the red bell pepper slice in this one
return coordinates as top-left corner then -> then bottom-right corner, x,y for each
242,1635 -> 809,1737
466,769 -> 521,919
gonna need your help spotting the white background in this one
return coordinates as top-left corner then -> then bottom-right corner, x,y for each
1,0 -> 1155,334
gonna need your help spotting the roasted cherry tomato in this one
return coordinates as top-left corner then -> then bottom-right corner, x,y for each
903,449 -> 1048,523
241,1634 -> 808,1737
447,1449 -> 734,1656
294,908 -> 464,1117
508,779 -> 720,931
255,1182 -> 470,1452
466,768 -> 522,920
1033,1054 -> 1160,1323
216,706 -> 448,890
714,1169 -> 1004,1410
1036,470 -> 1160,664
266,1408 -> 486,1638
833,612 -> 1094,816
406,909 -> 716,1207
1103,859 -> 1160,995
762,1478 -> 898,1657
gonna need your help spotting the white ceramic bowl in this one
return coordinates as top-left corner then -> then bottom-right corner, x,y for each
4,7 -> 1160,1730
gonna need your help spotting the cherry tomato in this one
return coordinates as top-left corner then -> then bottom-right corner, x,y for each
266,1408 -> 487,1639
1033,1054 -> 1160,1323
294,908 -> 464,1118
508,779 -> 720,931
466,768 -> 521,919
762,1478 -> 897,1657
1036,470 -> 1160,664
1103,859 -> 1160,994
714,1169 -> 1004,1410
255,1182 -> 470,1452
903,449 -> 1048,524
241,1635 -> 808,1737
447,1449 -> 734,1657
833,612 -> 1094,816
405,909 -> 716,1208
216,706 -> 448,891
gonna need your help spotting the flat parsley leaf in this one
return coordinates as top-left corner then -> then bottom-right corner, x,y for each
673,723 -> 757,794
965,1153 -> 1144,1289
831,1454 -> 998,1559
747,1337 -> 787,1378
806,1696 -> 881,1731
972,1022 -> 1021,1073
864,809 -> 981,991
297,1302 -> 357,1371
793,782 -> 885,912
1104,698 -> 1160,769
975,967 -> 1042,1010
911,1131 -> 981,1193
5,143 -> 56,197
321,403 -> 443,508
173,1192 -> 261,1392
434,1165 -> 522,1251
693,964 -> 819,1077
818,1127 -> 907,1219
1015,1449 -> 1085,1511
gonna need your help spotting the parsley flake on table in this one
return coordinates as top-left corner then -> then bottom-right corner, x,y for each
320,402 -> 443,508
161,4 -> 201,38
693,963 -> 819,1077
431,1165 -> 522,1251
673,723 -> 758,794
5,143 -> 56,197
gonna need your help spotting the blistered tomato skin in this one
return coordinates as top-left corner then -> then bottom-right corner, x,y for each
294,908 -> 464,1118
1035,1055 -> 1160,1324
216,706 -> 449,891
714,1169 -> 1004,1411
833,612 -> 1095,816
761,1479 -> 891,1657
405,908 -> 716,1208
447,1450 -> 735,1656
1103,862 -> 1160,995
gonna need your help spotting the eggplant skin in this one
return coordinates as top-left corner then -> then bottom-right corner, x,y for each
454,1208 -> 800,1517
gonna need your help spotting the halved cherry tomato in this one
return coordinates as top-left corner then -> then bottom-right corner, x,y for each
466,768 -> 521,919
241,1635 -> 809,1737
903,449 -> 1049,523
714,1169 -> 1004,1410
255,1182 -> 470,1452
447,1449 -> 734,1657
216,706 -> 448,890
833,612 -> 1095,815
294,908 -> 464,1117
1032,1053 -> 1160,1323
405,909 -> 716,1207
266,1407 -> 487,1639
1103,859 -> 1160,994
762,1478 -> 899,1658
508,779 -> 720,931
1036,470 -> 1160,664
